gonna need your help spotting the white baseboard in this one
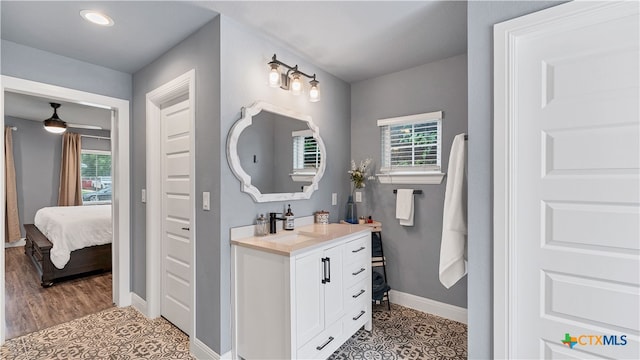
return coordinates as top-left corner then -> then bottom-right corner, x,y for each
191,338 -> 226,360
4,238 -> 26,248
389,290 -> 467,324
131,292 -> 148,316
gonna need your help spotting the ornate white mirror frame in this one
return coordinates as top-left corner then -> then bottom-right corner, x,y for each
226,101 -> 327,202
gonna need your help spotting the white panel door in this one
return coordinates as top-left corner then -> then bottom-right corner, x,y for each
161,99 -> 192,335
323,244 -> 344,326
501,2 -> 639,358
295,251 -> 325,347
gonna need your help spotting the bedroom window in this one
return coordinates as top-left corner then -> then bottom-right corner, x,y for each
376,110 -> 445,184
81,150 -> 112,204
290,129 -> 321,182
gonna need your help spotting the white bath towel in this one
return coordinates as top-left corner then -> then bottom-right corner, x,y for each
396,189 -> 414,226
439,133 -> 467,289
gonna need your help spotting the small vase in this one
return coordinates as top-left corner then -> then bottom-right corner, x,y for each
345,195 -> 358,224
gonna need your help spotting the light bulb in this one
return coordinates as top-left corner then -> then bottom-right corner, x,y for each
268,64 -> 281,87
291,73 -> 303,96
309,80 -> 320,102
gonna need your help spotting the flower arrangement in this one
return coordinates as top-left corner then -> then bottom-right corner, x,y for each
349,158 -> 373,191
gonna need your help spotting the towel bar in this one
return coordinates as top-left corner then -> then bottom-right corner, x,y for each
392,189 -> 422,194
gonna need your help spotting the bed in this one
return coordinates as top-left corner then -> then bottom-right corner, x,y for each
24,205 -> 112,287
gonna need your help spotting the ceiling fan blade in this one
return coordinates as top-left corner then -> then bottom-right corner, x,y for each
68,123 -> 103,130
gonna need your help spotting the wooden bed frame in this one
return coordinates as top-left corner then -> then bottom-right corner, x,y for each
24,224 -> 112,287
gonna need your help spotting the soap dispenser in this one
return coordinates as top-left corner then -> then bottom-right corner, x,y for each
284,204 -> 295,231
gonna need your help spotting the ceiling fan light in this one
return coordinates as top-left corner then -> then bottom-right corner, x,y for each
43,119 -> 67,134
43,102 -> 67,134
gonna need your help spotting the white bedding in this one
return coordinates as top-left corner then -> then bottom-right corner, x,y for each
34,205 -> 112,269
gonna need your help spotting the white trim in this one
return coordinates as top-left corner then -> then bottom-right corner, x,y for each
388,290 -> 467,324
377,110 -> 442,127
376,172 -> 445,185
4,238 -> 26,248
492,1 -> 635,358
131,292 -> 148,315
191,338 -> 224,360
0,75 -> 131,345
145,70 -> 196,340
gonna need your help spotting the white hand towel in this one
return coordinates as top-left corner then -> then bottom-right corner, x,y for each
439,133 -> 467,289
395,189 -> 414,226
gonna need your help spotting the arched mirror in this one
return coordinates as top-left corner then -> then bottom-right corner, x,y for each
227,101 -> 326,202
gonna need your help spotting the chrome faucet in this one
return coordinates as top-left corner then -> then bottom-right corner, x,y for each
269,212 -> 285,234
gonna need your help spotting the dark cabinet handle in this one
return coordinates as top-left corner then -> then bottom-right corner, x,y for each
326,257 -> 331,283
352,246 -> 365,253
352,289 -> 365,298
321,258 -> 327,284
181,227 -> 190,231
316,336 -> 335,351
352,310 -> 366,320
352,268 -> 365,276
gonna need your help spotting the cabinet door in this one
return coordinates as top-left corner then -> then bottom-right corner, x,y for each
295,251 -> 325,347
323,244 -> 344,325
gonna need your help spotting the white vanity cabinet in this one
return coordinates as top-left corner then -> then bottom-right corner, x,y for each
231,224 -> 372,360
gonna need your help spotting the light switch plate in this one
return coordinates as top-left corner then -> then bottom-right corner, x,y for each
203,192 -> 210,211
332,193 -> 337,206
141,189 -> 146,203
355,191 -> 362,202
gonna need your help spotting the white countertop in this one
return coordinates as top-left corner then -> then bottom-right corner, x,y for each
231,223 -> 372,256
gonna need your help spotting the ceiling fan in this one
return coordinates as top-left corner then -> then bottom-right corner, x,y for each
43,102 -> 103,134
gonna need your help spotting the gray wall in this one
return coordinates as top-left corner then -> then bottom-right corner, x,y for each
351,54 -> 468,308
4,116 -> 111,239
131,17 -> 222,351
219,15 -> 352,353
1,40 -> 132,100
466,1 -> 566,358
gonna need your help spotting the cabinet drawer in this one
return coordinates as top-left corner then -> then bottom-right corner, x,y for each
343,236 -> 369,262
345,280 -> 368,309
344,257 -> 369,287
343,298 -> 370,337
297,320 -> 343,360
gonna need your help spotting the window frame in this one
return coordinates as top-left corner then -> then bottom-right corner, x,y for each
376,111 -> 445,185
81,149 -> 113,205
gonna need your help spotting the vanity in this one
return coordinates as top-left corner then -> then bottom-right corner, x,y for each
231,223 -> 372,359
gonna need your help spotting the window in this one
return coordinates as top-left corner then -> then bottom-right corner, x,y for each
291,130 -> 321,182
81,150 -> 112,204
377,111 -> 445,184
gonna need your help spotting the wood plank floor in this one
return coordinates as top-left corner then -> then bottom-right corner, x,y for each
4,246 -> 113,340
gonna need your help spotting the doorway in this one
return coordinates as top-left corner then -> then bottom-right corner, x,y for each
145,70 -> 196,339
0,76 -> 131,344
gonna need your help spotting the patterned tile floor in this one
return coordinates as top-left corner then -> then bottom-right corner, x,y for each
2,303 -> 466,359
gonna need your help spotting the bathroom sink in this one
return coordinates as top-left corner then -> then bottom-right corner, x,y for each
264,231 -> 323,245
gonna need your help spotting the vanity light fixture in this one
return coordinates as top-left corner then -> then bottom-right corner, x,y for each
80,10 -> 114,26
267,54 -> 321,102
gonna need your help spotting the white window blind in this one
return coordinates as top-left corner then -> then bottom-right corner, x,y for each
293,130 -> 321,172
81,150 -> 112,204
378,111 -> 442,173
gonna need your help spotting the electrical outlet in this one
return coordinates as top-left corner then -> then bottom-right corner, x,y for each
355,191 -> 362,202
332,193 -> 337,206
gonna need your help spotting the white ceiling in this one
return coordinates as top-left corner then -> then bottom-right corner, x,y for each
1,1 -> 467,124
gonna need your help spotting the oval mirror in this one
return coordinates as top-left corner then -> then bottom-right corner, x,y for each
227,101 -> 326,202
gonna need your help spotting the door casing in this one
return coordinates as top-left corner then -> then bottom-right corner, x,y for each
0,75 -> 131,344
145,69 -> 196,340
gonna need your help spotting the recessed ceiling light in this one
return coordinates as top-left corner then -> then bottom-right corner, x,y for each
80,10 -> 114,26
